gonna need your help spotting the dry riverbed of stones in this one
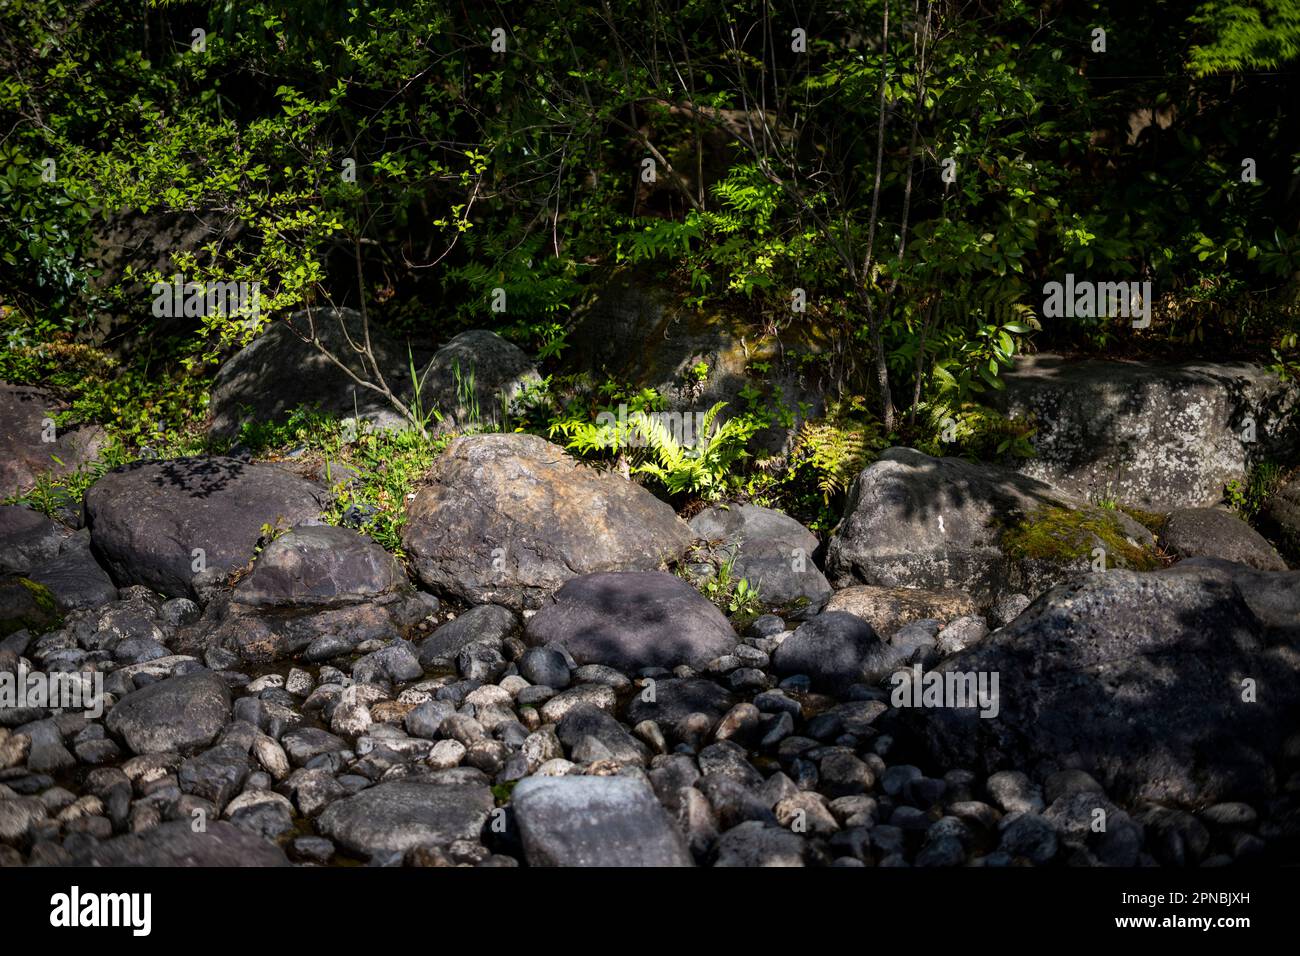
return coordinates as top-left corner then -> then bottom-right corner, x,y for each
2,429 -> 1300,867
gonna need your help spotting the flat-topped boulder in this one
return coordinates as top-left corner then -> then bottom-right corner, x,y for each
1158,507 -> 1287,571
826,447 -> 1156,603
403,434 -> 692,609
511,775 -> 693,866
316,780 -> 495,858
233,524 -> 406,607
525,571 -> 736,672
0,384 -> 106,496
689,504 -> 831,616
993,354 -> 1299,510
84,457 -> 327,599
105,670 -> 231,755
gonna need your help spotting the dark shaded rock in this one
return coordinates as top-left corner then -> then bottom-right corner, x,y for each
511,774 -> 692,866
69,819 -> 290,866
84,457 -> 327,598
0,506 -> 66,573
1160,507 -> 1287,571
0,577 -> 61,637
913,567 -> 1300,806
417,604 -> 518,666
526,571 -> 735,672
557,704 -> 650,766
403,434 -> 691,610
771,611 -> 903,692
416,329 -> 539,433
27,537 -> 117,612
0,384 -> 105,497
624,677 -> 735,736
827,448 -> 1155,603
105,672 -> 231,755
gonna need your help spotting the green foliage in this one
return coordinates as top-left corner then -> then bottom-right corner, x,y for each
685,546 -> 764,628
631,403 -> 757,502
1226,460 -> 1287,521
1188,0 -> 1300,75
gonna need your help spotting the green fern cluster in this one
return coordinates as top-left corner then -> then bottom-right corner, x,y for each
632,402 -> 756,500
790,412 -> 882,502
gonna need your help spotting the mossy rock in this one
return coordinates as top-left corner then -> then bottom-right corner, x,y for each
1002,505 -> 1161,572
0,575 -> 63,637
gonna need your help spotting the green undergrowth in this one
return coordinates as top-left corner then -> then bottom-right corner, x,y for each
235,406 -> 452,556
1001,505 -> 1162,571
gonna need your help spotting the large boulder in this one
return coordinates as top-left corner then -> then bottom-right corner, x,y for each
417,329 -> 539,432
689,504 -> 831,616
510,775 -> 693,866
525,571 -> 736,672
908,567 -> 1300,807
105,671 -> 232,755
1158,507 -> 1287,571
826,447 -> 1156,604
993,354 -> 1299,510
404,434 -> 692,610
233,524 -> 406,608
208,313 -> 538,441
1172,557 -> 1300,641
315,780 -> 495,858
0,384 -> 105,496
207,309 -> 419,439
84,457 -> 327,599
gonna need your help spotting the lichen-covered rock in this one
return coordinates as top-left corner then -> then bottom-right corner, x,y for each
826,447 -> 1156,603
403,434 -> 692,609
994,354 -> 1299,510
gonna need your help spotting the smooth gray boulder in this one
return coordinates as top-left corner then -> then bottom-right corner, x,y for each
404,434 -> 692,610
208,308 -> 419,439
417,329 -> 539,432
910,566 -> 1300,807
689,504 -> 831,616
826,447 -> 1156,603
1159,507 -> 1287,571
0,384 -> 106,496
234,524 -> 405,607
525,571 -> 736,672
771,611 -> 905,692
510,775 -> 693,866
994,354 -> 1299,509
105,671 -> 231,755
84,457 -> 327,598
315,780 -> 494,858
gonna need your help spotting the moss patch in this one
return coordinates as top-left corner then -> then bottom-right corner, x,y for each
1002,505 -> 1160,571
0,577 -> 63,637
1118,505 -> 1168,535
